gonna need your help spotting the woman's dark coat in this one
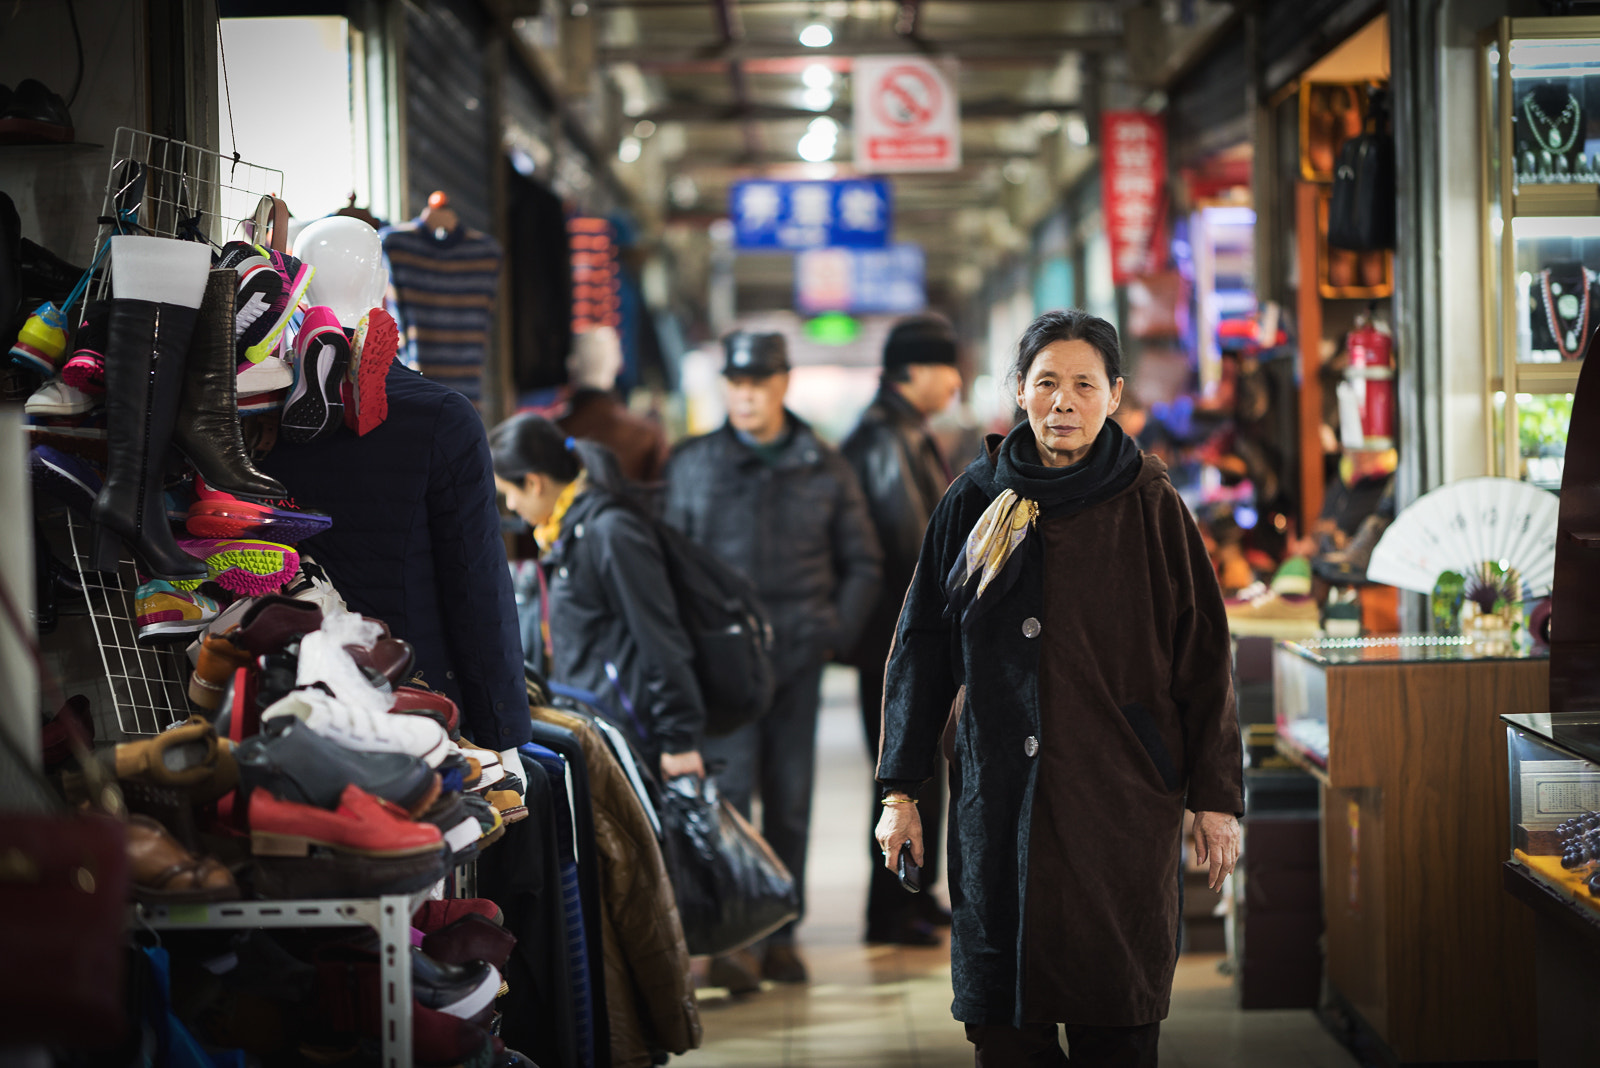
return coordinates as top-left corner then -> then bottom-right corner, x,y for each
544,486 -> 706,760
878,437 -> 1242,1028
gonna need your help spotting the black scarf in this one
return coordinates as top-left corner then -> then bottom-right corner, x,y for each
990,416 -> 1143,518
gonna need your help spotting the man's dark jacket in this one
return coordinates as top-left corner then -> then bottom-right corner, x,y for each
259,361 -> 531,748
543,485 -> 706,760
661,417 -> 883,684
839,384 -> 950,666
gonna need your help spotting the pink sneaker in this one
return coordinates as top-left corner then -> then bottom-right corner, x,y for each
345,308 -> 395,436
186,475 -> 332,542
282,306 -> 348,444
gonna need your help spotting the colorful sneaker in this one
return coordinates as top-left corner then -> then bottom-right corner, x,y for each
24,377 -> 95,416
186,475 -> 333,542
134,579 -> 220,642
237,353 -> 294,395
238,387 -> 286,415
60,300 -> 108,394
345,308 -> 395,436
216,242 -> 284,358
9,302 -> 68,374
29,444 -> 103,514
242,246 -> 313,365
282,306 -> 348,444
173,536 -> 301,597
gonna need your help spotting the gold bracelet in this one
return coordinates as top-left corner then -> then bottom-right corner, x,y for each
881,797 -> 918,805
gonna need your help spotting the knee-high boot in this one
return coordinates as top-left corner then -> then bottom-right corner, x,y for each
173,269 -> 287,499
91,299 -> 207,580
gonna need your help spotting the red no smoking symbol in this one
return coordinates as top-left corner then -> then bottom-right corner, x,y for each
873,65 -> 941,129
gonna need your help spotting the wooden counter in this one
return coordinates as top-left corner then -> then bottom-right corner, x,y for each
1274,640 -> 1545,1064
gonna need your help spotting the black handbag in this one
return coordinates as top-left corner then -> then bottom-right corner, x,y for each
658,775 -> 798,956
1328,88 -> 1396,252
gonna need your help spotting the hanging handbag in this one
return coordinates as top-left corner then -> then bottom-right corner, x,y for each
1328,87 -> 1396,252
657,775 -> 799,956
0,573 -> 131,1048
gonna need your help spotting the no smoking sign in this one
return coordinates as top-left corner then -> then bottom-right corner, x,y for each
853,56 -> 961,172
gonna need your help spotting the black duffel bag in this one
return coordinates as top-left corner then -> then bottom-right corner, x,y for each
658,775 -> 798,956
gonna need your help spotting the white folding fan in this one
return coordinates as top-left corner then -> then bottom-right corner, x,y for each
1365,477 -> 1560,596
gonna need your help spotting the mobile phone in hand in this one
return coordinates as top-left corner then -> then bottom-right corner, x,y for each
897,842 -> 922,893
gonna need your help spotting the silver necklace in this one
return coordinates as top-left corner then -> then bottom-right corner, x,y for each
1524,91 -> 1581,154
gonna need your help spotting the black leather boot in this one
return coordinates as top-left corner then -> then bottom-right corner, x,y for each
173,269 -> 286,500
90,299 -> 208,580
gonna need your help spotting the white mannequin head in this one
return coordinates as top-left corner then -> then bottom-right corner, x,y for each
293,216 -> 388,328
568,325 -> 624,391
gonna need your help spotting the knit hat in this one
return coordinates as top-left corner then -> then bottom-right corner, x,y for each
883,315 -> 958,369
721,331 -> 789,377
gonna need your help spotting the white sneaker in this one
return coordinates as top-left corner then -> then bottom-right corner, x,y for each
261,687 -> 451,767
237,354 -> 294,394
25,377 -> 96,416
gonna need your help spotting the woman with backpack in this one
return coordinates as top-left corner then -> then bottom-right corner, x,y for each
490,413 -> 706,780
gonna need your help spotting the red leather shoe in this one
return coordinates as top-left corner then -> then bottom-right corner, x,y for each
249,783 -> 445,858
393,685 -> 460,739
346,637 -> 414,686
413,898 -> 504,932
422,913 -> 517,971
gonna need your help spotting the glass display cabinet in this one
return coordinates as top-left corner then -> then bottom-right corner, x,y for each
1482,18 -> 1600,485
1272,636 -> 1546,1063
1503,712 -> 1600,915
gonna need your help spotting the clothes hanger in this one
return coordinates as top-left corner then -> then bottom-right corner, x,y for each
419,190 -> 458,238
335,192 -> 382,229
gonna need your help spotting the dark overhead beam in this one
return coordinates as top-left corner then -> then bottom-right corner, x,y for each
599,34 -> 1120,67
639,97 -> 1081,123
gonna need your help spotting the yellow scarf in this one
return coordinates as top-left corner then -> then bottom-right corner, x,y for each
945,489 -> 1038,629
534,472 -> 587,553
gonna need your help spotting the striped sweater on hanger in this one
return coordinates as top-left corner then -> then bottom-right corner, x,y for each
379,220 -> 503,405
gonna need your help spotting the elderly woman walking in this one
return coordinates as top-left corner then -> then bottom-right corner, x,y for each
875,309 -> 1242,1067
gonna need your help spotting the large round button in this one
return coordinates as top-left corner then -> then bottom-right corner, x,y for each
1022,617 -> 1042,639
558,566 -> 570,579
1024,735 -> 1039,757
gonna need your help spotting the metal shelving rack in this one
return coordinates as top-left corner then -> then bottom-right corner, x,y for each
138,893 -> 423,1068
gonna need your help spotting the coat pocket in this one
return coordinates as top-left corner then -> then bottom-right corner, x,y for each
1118,701 -> 1181,792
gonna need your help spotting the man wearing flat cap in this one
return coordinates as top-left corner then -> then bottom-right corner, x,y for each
841,313 -> 962,946
663,330 -> 882,988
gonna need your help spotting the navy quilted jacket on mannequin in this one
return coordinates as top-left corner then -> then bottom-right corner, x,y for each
259,361 -> 531,749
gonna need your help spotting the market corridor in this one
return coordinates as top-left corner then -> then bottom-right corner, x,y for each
679,669 -> 1361,1068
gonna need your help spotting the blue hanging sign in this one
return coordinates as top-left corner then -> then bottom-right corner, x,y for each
729,179 -> 892,250
795,244 -> 925,314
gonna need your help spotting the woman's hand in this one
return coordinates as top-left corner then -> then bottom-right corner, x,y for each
875,794 -> 923,872
1193,811 -> 1241,891
660,749 -> 705,780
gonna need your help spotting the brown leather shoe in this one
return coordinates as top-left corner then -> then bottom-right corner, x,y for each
190,632 -> 252,710
486,790 -> 528,824
115,716 -> 238,801
128,814 -> 238,902
420,913 -> 517,970
346,637 -> 414,686
707,949 -> 763,995
761,943 -> 808,984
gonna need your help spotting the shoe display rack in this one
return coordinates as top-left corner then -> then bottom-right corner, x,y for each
137,891 -> 425,1068
51,130 -> 283,738
61,511 -> 192,737
86,128 -> 284,302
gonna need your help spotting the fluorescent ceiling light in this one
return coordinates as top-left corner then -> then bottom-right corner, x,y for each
808,116 -> 839,138
617,136 -> 642,163
798,132 -> 836,162
803,64 -> 834,89
803,88 -> 834,111
799,23 -> 833,47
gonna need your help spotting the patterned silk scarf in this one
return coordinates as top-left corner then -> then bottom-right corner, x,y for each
944,490 -> 1038,626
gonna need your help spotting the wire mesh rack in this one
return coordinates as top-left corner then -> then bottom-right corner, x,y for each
61,512 -> 193,737
88,128 -> 284,299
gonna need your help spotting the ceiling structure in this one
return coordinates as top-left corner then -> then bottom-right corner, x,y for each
537,0 -> 1237,319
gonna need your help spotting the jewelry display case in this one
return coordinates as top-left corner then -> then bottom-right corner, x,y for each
1503,713 -> 1600,910
1482,18 -> 1600,484
1272,636 -> 1545,1063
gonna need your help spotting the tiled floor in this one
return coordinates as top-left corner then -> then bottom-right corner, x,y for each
677,668 -> 1360,1068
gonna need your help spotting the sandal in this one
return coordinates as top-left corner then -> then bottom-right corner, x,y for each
127,814 -> 239,903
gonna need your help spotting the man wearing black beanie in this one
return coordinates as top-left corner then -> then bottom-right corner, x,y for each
841,313 -> 962,945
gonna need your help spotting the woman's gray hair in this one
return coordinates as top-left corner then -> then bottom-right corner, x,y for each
1011,309 -> 1124,386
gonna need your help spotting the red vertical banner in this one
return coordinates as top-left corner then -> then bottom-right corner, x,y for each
1101,112 -> 1168,285
569,217 -> 621,331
